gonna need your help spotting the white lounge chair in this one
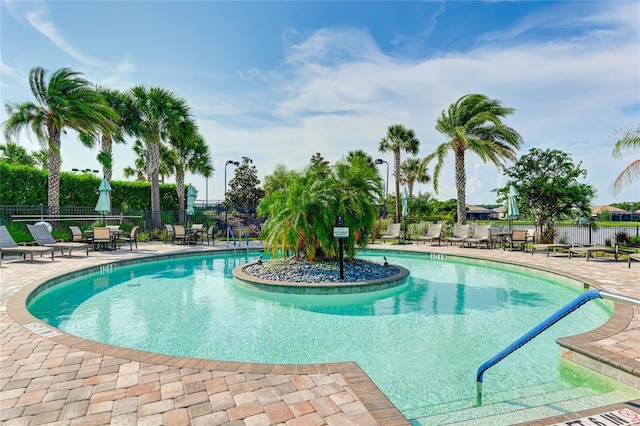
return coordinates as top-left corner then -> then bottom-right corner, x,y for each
417,224 -> 443,245
447,224 -> 470,246
463,225 -> 491,248
381,223 -> 401,243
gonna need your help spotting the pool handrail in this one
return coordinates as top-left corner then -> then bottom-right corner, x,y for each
475,289 -> 640,403
240,226 -> 249,246
227,225 -> 236,246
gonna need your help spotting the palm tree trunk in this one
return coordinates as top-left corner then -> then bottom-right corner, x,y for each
149,139 -> 162,229
47,128 -> 62,219
455,149 -> 467,224
176,170 -> 185,225
101,135 -> 113,181
394,149 -> 401,222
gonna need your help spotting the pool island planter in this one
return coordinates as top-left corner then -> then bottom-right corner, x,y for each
233,261 -> 410,295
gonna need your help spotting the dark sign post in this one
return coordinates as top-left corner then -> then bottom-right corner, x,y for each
333,216 -> 349,280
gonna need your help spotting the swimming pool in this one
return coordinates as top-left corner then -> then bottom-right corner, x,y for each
27,250 -> 636,420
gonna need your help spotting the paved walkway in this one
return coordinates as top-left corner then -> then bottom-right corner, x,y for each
0,241 -> 638,425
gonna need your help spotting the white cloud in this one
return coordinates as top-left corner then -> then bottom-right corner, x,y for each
25,5 -> 106,68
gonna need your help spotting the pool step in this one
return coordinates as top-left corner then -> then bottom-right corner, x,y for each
409,387 -> 638,425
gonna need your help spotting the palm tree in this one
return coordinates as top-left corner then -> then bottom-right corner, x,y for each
378,124 -> 420,221
165,119 -> 213,223
127,86 -> 192,229
96,87 -> 129,182
3,67 -> 117,215
400,157 -> 430,199
425,94 -> 522,224
611,125 -> 640,196
0,142 -> 35,166
259,154 -> 381,261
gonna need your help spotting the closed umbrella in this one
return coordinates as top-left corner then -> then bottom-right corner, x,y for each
507,184 -> 519,231
401,187 -> 409,242
95,178 -> 112,225
186,184 -> 196,216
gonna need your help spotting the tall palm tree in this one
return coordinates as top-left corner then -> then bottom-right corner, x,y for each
425,94 -> 522,224
378,124 -> 420,221
96,87 -> 129,182
3,67 -> 117,215
165,119 -> 213,223
611,125 -> 640,196
127,86 -> 192,229
400,157 -> 430,199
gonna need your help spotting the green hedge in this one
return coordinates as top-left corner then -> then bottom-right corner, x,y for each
0,162 -> 178,210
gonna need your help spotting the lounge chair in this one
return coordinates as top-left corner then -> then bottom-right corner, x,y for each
0,225 -> 54,263
116,226 -> 138,250
531,243 -> 572,257
463,225 -> 491,248
568,245 -> 621,261
27,224 -> 89,256
417,224 -> 443,245
447,224 -> 469,246
381,223 -> 401,244
628,252 -> 640,268
505,229 -> 529,252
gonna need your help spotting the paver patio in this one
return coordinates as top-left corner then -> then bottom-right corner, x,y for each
1,240 -> 638,425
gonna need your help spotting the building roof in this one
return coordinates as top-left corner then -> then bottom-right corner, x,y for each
467,205 -> 495,213
591,205 -> 630,215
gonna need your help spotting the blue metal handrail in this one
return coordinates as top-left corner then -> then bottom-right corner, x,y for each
475,289 -> 639,404
227,225 -> 236,246
476,289 -> 602,402
240,226 -> 249,246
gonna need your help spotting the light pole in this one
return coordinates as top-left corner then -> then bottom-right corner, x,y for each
375,159 -> 389,218
224,160 -> 239,246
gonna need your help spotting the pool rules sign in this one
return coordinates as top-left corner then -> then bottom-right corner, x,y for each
550,406 -> 640,425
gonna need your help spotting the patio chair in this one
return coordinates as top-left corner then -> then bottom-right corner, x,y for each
0,225 -> 54,263
92,227 -> 113,251
68,226 -> 86,242
505,229 -> 529,252
203,225 -> 215,245
116,226 -> 138,250
189,224 -> 203,245
27,224 -> 89,256
463,225 -> 491,248
447,224 -> 469,246
173,224 -> 188,245
381,223 -> 401,244
417,224 -> 443,245
164,224 -> 175,244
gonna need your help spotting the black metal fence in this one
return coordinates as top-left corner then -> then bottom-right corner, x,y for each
0,205 -> 262,239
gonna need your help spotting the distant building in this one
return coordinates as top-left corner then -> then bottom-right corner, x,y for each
492,205 -> 507,219
467,205 -> 498,221
591,205 -> 635,221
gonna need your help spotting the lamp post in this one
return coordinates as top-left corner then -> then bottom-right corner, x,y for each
375,159 -> 389,218
224,160 -> 239,246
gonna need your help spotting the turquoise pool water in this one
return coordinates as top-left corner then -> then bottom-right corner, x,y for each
28,251 -> 631,419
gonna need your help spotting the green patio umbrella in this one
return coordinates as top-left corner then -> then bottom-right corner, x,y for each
95,178 -> 112,225
507,184 -> 519,231
186,184 -> 196,216
401,187 -> 409,242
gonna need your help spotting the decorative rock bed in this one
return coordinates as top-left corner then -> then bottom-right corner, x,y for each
232,258 -> 410,295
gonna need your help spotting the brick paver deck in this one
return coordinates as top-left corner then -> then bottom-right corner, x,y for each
1,240 -> 638,425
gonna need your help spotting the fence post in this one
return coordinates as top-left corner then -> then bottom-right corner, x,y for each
144,208 -> 149,233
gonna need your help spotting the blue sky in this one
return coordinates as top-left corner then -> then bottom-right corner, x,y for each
1,0 -> 639,206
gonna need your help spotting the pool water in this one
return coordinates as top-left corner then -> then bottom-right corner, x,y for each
28,251 -> 636,419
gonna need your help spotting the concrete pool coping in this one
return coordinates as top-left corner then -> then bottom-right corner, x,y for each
0,241 -> 638,425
